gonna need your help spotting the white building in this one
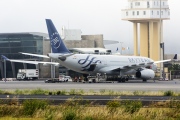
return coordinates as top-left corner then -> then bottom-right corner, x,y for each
122,0 -> 170,21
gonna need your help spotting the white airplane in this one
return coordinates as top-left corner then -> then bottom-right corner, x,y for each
1,19 -> 171,82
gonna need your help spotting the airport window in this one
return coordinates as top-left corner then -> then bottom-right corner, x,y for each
147,1 -> 150,8
21,41 -> 37,47
9,41 -> 21,47
143,11 -> 146,15
11,48 -> 23,54
0,41 -> 9,47
0,48 -> 11,54
132,11 -> 135,16
135,2 -> 140,6
137,11 -> 139,15
131,3 -> 133,8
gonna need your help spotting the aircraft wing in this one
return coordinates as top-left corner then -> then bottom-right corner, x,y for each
19,52 -> 49,58
20,52 -> 74,59
1,55 -> 59,66
121,62 -> 153,70
100,59 -> 171,72
154,59 -> 171,64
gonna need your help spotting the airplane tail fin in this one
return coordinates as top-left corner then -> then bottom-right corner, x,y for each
173,54 -> 177,60
46,19 -> 71,54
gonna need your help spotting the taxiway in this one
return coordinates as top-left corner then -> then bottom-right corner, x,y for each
0,79 -> 180,92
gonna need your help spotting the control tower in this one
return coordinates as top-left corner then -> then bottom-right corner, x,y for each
121,0 -> 170,62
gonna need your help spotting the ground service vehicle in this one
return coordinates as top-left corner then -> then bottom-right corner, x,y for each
59,75 -> 72,82
44,75 -> 72,83
17,69 -> 39,80
87,73 -> 107,83
44,79 -> 59,83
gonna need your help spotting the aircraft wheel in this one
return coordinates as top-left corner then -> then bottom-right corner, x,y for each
122,78 -> 126,82
143,79 -> 147,82
118,78 -> 122,83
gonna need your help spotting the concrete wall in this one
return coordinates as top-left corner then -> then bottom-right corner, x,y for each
81,34 -> 105,48
39,39 -> 51,78
64,40 -> 95,48
140,22 -> 149,57
40,39 -> 59,78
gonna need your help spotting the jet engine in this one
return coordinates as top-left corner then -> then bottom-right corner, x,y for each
136,69 -> 155,80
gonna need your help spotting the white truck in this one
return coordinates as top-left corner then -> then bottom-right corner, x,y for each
59,75 -> 72,82
44,75 -> 72,83
17,69 -> 39,80
87,73 -> 107,83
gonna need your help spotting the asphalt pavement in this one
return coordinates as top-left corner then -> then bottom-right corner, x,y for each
0,79 -> 180,92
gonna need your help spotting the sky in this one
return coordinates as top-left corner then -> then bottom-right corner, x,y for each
0,0 -> 179,54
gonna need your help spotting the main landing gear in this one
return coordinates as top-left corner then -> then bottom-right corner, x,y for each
83,74 -> 88,82
143,79 -> 147,82
117,77 -> 129,83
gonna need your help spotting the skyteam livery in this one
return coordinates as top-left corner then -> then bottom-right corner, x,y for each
1,19 -> 171,81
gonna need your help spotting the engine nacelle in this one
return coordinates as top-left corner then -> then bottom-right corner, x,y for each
136,69 -> 155,80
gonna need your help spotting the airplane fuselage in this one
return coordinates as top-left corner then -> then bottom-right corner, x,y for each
48,53 -> 155,75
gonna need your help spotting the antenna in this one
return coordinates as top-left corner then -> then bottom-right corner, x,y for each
61,26 -> 65,40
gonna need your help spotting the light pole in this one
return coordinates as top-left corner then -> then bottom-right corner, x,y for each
159,0 -> 164,78
120,42 -> 123,55
4,58 -> 6,82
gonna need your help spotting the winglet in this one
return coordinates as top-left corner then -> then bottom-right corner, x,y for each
1,55 -> 10,61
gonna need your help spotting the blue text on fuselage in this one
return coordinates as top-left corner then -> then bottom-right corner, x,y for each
128,58 -> 151,63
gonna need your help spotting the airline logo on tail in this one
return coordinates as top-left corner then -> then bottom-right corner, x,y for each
50,32 -> 61,49
46,19 -> 71,54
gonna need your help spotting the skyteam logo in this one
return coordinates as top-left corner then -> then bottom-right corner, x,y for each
78,55 -> 101,71
50,32 -> 61,49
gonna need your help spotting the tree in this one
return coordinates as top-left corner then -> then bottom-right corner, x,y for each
168,64 -> 180,75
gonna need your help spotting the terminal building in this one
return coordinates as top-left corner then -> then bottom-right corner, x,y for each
0,31 -> 113,79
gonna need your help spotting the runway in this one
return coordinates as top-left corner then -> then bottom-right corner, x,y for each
0,79 -> 180,92
1,94 -> 179,105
